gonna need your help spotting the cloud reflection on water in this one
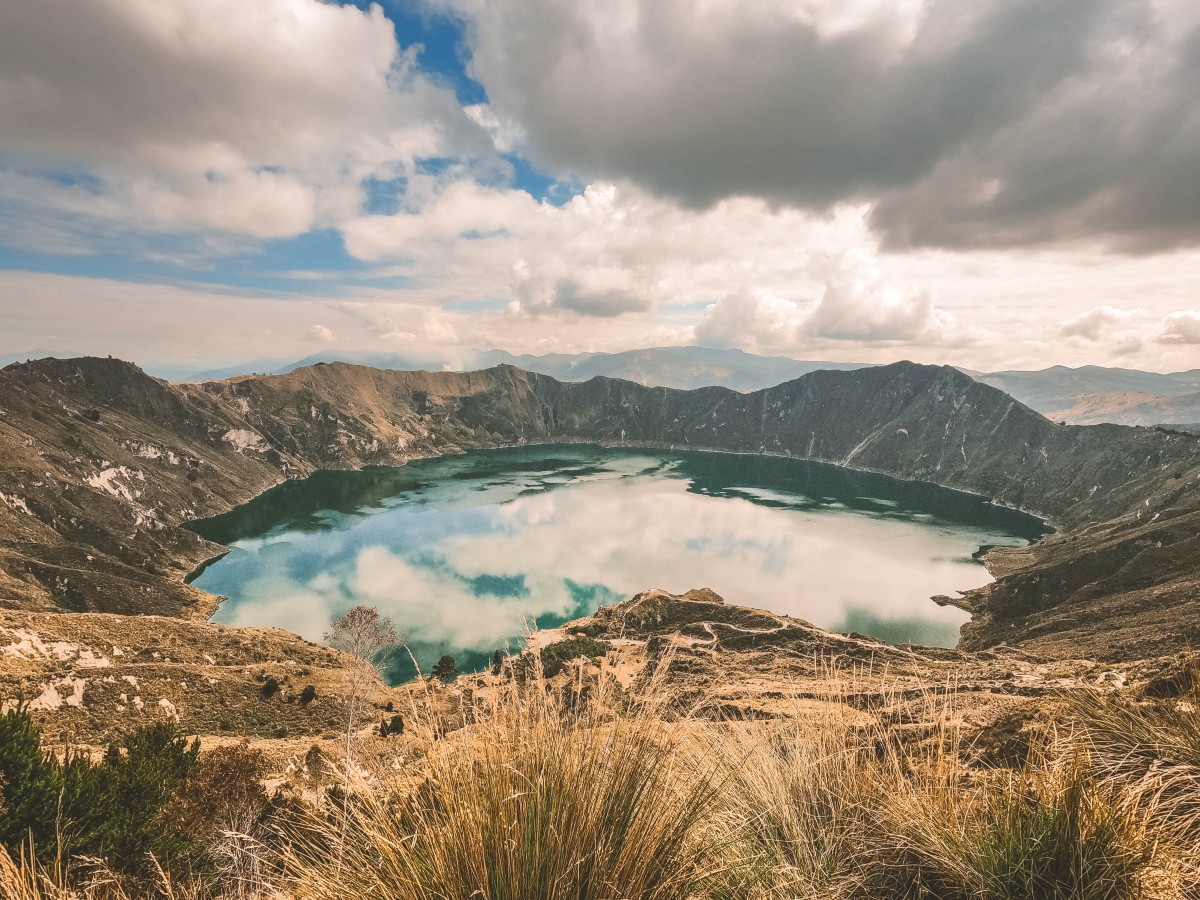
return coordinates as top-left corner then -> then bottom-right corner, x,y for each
195,449 -> 1035,678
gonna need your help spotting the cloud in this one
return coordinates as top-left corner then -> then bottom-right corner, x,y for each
693,276 -> 970,356
306,324 -> 335,342
694,290 -> 809,353
0,0 -> 488,241
1051,305 -> 1189,356
341,180 -> 880,321
1060,306 -> 1141,341
872,3 -> 1200,251
548,279 -> 652,318
1156,310 -> 1200,345
804,279 -> 936,342
342,181 -> 540,258
443,0 -> 1200,250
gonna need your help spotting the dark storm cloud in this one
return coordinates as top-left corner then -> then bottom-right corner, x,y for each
872,6 -> 1200,251
448,0 -> 1200,251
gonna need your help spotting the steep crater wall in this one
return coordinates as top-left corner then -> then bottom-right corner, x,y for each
1,356 -> 1198,660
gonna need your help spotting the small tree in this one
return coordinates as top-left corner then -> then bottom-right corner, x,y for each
491,649 -> 504,676
325,607 -> 400,743
299,683 -> 316,705
167,742 -> 269,890
431,654 -> 458,683
324,606 -> 401,856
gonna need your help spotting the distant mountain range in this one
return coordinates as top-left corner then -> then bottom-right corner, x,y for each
976,366 -> 1200,427
4,346 -> 1199,427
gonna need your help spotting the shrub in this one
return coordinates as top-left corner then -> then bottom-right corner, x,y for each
168,744 -> 267,841
0,707 -> 63,854
430,655 -> 458,683
168,744 -> 270,891
299,684 -> 316,706
260,677 -> 280,700
73,724 -> 203,879
515,636 -> 611,680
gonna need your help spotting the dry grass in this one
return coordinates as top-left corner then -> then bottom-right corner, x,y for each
282,666 -> 739,900
1068,681 -> 1200,851
8,651 -> 1200,899
704,690 -> 1186,899
0,844 -> 220,900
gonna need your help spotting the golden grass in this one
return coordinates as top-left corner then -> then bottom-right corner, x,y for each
1067,682 -> 1200,853
0,844 -> 219,900
283,667 -> 739,900
700,690 -> 1186,899
8,655 -> 1200,899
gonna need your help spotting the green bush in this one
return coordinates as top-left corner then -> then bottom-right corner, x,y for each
0,709 -> 202,883
431,655 -> 458,683
526,636 -> 612,679
0,706 -> 63,852
69,724 -> 202,879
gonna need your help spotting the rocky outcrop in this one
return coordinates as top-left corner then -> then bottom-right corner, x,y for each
1,356 -> 1198,659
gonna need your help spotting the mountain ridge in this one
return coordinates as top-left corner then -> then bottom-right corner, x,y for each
10,346 -> 1200,426
1,355 -> 1198,659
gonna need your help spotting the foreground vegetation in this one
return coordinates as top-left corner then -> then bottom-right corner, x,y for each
3,653 -> 1199,899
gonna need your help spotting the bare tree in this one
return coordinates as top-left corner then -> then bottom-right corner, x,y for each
324,605 -> 400,858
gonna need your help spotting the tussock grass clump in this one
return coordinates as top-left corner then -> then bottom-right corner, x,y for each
705,710 -> 894,896
1067,683 -> 1200,850
0,846 -> 64,900
964,758 -> 1159,900
0,843 -> 219,900
706,693 -> 1183,900
286,673 -> 734,900
879,753 -> 1167,900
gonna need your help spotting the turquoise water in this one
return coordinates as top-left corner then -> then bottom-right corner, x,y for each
188,446 -> 1045,682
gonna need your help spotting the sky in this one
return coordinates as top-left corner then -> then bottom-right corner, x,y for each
0,0 -> 1198,373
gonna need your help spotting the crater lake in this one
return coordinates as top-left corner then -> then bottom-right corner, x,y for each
187,445 -> 1047,682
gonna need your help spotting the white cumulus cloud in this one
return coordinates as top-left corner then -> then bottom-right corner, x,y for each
1156,310 -> 1200,345
0,0 -> 487,241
